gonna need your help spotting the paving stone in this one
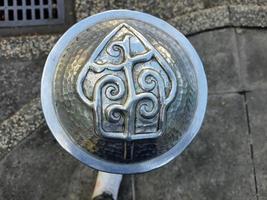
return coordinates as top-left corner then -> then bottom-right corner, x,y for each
188,28 -> 242,93
0,125 -> 132,200
247,90 -> 267,198
0,58 -> 45,122
75,0 -> 204,21
0,98 -> 44,159
74,0 -> 264,24
170,6 -> 231,35
236,28 -> 267,91
229,5 -> 267,28
0,34 -> 59,60
134,93 -> 255,200
205,0 -> 258,7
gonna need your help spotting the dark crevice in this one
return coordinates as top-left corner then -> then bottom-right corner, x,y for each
250,144 -> 259,199
186,25 -> 234,37
243,93 -> 259,200
237,90 -> 251,95
244,93 -> 252,134
208,89 -> 252,96
208,85 -> 267,97
131,175 -> 136,200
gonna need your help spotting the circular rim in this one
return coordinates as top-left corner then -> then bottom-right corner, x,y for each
41,10 -> 208,174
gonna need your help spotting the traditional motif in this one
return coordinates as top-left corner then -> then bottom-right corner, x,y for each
77,23 -> 178,140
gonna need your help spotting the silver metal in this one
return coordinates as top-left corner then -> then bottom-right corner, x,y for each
41,10 -> 208,174
76,23 -> 179,141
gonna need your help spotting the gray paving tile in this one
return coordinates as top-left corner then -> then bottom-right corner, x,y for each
0,125 -> 95,200
247,90 -> 267,198
135,93 -> 255,200
236,28 -> 267,91
0,58 -> 45,122
188,28 -> 242,94
118,175 -> 134,200
0,125 -> 132,200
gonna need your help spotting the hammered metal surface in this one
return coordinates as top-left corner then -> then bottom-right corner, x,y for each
53,19 -> 197,163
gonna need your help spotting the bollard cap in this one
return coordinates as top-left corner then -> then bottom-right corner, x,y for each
41,10 -> 207,174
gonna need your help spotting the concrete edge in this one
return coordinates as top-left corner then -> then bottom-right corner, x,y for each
170,6 -> 230,35
170,5 -> 267,35
0,34 -> 60,60
0,98 -> 45,158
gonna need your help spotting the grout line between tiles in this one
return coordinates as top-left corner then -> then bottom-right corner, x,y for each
243,92 -> 259,200
131,175 -> 136,200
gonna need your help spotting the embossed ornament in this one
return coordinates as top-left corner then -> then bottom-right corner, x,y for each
77,23 -> 178,140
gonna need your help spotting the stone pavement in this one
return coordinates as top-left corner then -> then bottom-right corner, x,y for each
0,27 -> 267,200
1,1 -> 267,199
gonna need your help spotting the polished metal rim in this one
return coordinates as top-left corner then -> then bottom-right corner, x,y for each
41,10 -> 208,174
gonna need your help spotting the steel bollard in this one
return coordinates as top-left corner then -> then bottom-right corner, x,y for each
41,10 -> 207,199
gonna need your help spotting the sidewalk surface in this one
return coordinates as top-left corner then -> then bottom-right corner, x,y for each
0,1 -> 267,200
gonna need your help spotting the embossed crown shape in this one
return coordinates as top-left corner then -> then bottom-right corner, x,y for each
77,23 -> 178,141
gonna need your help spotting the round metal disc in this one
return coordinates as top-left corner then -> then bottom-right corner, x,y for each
41,10 -> 207,174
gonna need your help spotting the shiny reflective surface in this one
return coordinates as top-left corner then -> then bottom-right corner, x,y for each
76,23 -> 179,141
41,10 -> 207,174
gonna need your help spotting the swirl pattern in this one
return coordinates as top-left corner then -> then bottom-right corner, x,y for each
77,23 -> 180,140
